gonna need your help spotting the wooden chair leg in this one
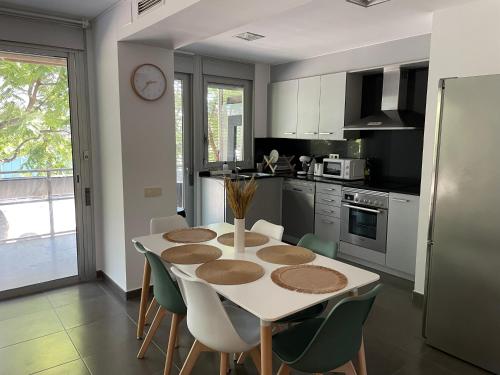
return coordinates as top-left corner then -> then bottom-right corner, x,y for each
236,352 -> 247,365
137,307 -> 166,359
145,297 -> 158,325
249,346 -> 261,374
164,313 -> 184,375
332,361 -> 357,375
137,259 -> 151,339
220,352 -> 229,375
179,340 -> 210,375
357,337 -> 367,375
277,363 -> 290,375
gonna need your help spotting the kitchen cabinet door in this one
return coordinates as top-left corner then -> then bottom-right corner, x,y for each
386,193 -> 420,277
319,72 -> 346,141
297,76 -> 320,139
270,80 -> 298,138
314,214 -> 341,247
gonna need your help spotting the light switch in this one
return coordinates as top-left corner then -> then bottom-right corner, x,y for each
144,187 -> 162,198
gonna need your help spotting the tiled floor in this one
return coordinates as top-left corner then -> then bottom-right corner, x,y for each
0,274 -> 492,375
0,234 -> 77,292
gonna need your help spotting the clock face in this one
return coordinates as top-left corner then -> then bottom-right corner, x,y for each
131,64 -> 167,101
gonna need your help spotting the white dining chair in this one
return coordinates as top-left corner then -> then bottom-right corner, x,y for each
136,215 -> 188,340
251,219 -> 284,241
171,267 -> 262,375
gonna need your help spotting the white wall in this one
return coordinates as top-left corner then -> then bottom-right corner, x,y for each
118,42 -> 177,291
254,63 -> 270,138
92,1 -> 177,292
271,34 -> 431,81
414,0 -> 500,294
91,2 -> 131,290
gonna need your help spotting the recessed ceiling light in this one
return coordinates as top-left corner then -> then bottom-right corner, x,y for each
346,0 -> 391,7
234,32 -> 265,42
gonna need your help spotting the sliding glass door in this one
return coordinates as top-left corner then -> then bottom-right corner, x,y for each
0,46 -> 93,297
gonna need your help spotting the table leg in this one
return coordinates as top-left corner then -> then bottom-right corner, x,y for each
137,258 -> 151,339
349,288 -> 368,375
260,320 -> 272,375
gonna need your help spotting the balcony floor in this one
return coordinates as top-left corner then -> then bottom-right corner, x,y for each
0,233 -> 77,292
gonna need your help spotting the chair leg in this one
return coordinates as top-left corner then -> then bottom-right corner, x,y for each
236,352 -> 247,365
357,337 -> 367,375
332,361 -> 357,375
145,297 -> 158,325
164,313 -> 184,375
277,363 -> 290,375
137,307 -> 166,359
137,259 -> 151,339
179,340 -> 210,375
249,346 -> 261,374
220,352 -> 229,375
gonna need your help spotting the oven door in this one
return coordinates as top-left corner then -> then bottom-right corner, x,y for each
340,203 -> 388,253
323,159 -> 344,178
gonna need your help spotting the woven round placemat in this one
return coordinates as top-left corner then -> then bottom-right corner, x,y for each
256,245 -> 316,265
217,232 -> 269,247
163,228 -> 217,243
161,244 -> 222,265
271,265 -> 348,294
195,259 -> 265,285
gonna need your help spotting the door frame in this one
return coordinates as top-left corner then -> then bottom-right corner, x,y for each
0,42 -> 95,299
174,72 -> 194,225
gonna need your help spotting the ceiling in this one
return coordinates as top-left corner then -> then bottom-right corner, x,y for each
181,0 -> 480,65
0,0 -> 119,18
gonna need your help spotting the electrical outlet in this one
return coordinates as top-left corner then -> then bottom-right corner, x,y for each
144,187 -> 162,198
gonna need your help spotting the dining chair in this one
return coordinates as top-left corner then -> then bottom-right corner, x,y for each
273,284 -> 381,375
251,219 -> 284,241
135,248 -> 187,375
171,267 -> 262,375
277,233 -> 338,324
136,215 -> 188,340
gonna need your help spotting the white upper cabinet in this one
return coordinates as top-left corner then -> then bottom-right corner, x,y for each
319,72 -> 347,140
270,80 -> 298,138
297,76 -> 321,139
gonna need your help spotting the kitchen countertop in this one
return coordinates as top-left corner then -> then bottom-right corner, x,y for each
199,171 -> 420,196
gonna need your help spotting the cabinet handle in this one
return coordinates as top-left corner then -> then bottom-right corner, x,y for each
321,219 -> 334,224
304,132 -> 318,135
391,198 -> 410,203
322,198 -> 335,202
319,132 -> 334,135
284,132 -> 296,135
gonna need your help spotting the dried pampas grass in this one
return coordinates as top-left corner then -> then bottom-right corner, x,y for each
225,177 -> 257,219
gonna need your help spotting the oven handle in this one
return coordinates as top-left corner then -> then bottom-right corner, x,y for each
342,204 -> 382,214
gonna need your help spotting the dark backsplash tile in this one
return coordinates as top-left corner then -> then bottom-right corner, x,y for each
255,130 -> 423,182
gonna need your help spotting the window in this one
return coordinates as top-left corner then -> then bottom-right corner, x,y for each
204,77 -> 252,167
174,78 -> 184,209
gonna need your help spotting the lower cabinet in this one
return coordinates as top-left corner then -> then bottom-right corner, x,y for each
386,193 -> 420,277
314,214 -> 341,245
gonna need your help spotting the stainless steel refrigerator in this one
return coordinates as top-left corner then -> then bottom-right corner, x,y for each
424,75 -> 500,374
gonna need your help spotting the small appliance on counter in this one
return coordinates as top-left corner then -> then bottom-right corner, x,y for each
297,155 -> 312,176
322,158 -> 366,180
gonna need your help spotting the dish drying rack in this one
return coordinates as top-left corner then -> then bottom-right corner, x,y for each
263,155 -> 295,174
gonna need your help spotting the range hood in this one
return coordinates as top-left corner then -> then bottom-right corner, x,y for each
344,67 -> 425,130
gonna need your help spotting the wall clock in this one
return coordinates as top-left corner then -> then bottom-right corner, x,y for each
131,63 -> 167,101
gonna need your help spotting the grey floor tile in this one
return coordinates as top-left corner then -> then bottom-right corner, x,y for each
392,357 -> 455,375
422,346 -> 492,375
0,309 -> 64,348
54,293 -> 124,329
0,331 -> 79,375
67,312 -> 147,358
0,294 -> 52,321
45,283 -> 107,308
32,359 -> 90,375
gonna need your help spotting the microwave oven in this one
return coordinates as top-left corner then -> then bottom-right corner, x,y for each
322,158 -> 366,180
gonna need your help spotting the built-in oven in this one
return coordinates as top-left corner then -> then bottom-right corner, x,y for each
340,187 -> 389,253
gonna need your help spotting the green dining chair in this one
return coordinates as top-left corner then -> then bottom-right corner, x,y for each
273,284 -> 381,375
135,245 -> 187,375
277,233 -> 338,324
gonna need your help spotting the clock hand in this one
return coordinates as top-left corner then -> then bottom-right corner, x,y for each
141,80 -> 158,93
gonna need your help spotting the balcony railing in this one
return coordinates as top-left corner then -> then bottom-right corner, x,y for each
0,168 -> 75,242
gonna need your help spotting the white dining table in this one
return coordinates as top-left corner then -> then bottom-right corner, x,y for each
132,222 -> 380,375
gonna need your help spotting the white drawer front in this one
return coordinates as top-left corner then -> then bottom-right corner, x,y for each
315,205 -> 340,218
314,214 -> 340,245
316,182 -> 342,196
315,193 -> 341,207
